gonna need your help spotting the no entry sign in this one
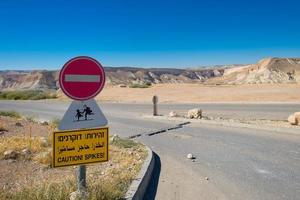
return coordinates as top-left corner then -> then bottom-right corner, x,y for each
59,56 -> 105,101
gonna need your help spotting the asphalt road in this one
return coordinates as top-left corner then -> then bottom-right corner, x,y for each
0,100 -> 300,199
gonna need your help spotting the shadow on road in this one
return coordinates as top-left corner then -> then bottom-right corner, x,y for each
144,152 -> 161,200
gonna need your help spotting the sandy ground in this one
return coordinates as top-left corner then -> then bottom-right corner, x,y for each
94,83 -> 300,103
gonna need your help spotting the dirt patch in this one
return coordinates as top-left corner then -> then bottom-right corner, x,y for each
0,116 -> 53,138
93,83 -> 300,103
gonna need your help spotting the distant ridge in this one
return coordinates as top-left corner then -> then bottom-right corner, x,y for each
0,57 -> 299,90
0,67 -> 223,90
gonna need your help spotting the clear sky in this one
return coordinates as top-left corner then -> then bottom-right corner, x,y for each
0,0 -> 299,70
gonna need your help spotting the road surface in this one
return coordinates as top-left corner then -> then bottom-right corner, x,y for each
0,100 -> 300,200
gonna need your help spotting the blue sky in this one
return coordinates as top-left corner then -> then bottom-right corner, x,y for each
0,0 -> 299,69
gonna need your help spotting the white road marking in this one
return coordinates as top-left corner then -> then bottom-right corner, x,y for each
65,74 -> 100,82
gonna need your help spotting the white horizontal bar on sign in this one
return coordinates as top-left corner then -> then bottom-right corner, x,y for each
65,74 -> 101,82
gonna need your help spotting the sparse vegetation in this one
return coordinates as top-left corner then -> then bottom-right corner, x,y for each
0,125 -> 7,132
0,180 -> 76,200
0,90 -> 57,100
0,138 -> 147,200
128,82 -> 151,88
0,136 -> 49,160
0,110 -> 21,118
25,115 -> 36,122
50,118 -> 61,128
0,114 -> 147,200
111,136 -> 139,148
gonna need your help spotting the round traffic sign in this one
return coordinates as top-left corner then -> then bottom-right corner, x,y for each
59,56 -> 105,101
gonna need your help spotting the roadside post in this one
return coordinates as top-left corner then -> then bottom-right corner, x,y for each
54,56 -> 108,198
152,95 -> 158,116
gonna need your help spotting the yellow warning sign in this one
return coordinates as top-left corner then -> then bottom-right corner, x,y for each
53,127 -> 108,168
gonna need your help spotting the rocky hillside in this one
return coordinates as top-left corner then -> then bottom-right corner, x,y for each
0,68 -> 223,90
105,67 -> 223,85
205,58 -> 300,84
0,57 -> 299,90
0,70 -> 59,90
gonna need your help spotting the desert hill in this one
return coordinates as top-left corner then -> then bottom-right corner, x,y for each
0,67 -> 223,90
205,58 -> 300,84
0,57 -> 299,91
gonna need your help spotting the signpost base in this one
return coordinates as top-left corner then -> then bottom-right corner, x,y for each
77,165 -> 87,191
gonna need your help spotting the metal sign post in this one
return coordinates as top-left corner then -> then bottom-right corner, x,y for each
55,56 -> 108,198
78,165 -> 86,191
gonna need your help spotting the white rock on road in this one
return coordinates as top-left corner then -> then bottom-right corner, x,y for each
187,153 -> 195,159
288,112 -> 300,125
169,111 -> 178,117
187,108 -> 202,119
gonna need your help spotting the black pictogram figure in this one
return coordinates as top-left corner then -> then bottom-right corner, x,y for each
75,109 -> 83,121
83,105 -> 94,120
75,104 -> 94,121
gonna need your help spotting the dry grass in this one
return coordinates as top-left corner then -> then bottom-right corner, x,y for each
0,134 -> 147,200
0,179 -> 76,200
0,136 -> 50,160
0,125 -> 7,132
50,118 -> 60,128
0,90 -> 57,100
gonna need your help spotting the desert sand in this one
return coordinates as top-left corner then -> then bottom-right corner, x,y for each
94,83 -> 300,103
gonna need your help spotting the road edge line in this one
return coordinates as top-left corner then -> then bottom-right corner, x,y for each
124,145 -> 155,200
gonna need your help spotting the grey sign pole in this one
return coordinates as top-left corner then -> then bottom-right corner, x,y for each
77,165 -> 87,194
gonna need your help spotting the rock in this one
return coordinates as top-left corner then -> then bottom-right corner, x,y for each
288,112 -> 300,125
207,116 -> 213,120
118,84 -> 127,88
69,190 -> 89,200
4,150 -> 19,160
110,134 -> 118,142
187,153 -> 195,159
187,108 -> 202,119
169,111 -> 178,117
40,137 -> 49,147
15,122 -> 22,127
21,148 -> 31,159
40,121 -> 49,126
21,148 -> 31,155
7,159 -> 16,164
205,177 -> 209,180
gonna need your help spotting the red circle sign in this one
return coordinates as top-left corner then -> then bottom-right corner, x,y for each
59,56 -> 105,101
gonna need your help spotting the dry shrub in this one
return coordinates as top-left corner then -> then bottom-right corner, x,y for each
0,136 -> 48,159
0,136 -> 147,200
33,149 -> 52,166
0,125 -> 7,132
0,111 -> 21,118
0,179 -> 76,200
